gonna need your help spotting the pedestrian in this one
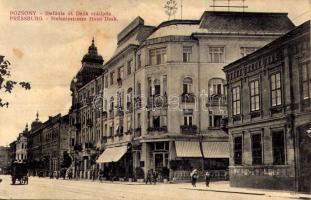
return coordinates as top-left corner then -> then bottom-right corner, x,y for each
145,169 -> 153,184
205,170 -> 210,187
190,169 -> 198,187
92,170 -> 96,181
152,170 -> 158,184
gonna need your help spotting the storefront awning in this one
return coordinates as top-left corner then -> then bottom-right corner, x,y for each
96,145 -> 128,163
202,142 -> 229,158
175,141 -> 202,157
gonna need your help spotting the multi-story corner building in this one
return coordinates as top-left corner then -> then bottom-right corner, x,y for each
95,11 -> 295,181
69,39 -> 104,179
15,125 -> 29,163
0,146 -> 10,174
223,21 -> 310,192
41,114 -> 69,176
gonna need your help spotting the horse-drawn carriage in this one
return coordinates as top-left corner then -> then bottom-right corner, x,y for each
11,162 -> 28,185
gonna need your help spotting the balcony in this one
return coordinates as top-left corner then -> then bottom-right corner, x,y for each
181,93 -> 195,103
125,129 -> 132,135
135,97 -> 142,109
207,95 -> 227,107
180,125 -> 197,135
147,126 -> 168,133
147,96 -> 168,108
116,108 -> 124,117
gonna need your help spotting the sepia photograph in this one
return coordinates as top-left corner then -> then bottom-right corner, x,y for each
0,0 -> 310,199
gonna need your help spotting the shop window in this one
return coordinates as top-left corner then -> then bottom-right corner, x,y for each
272,131 -> 285,165
234,136 -> 242,165
251,134 -> 262,165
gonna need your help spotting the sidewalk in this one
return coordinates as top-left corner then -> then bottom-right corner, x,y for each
179,181 -> 311,199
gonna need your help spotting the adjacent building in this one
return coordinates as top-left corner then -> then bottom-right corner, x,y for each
68,39 -> 105,179
223,21 -> 311,192
0,146 -> 10,174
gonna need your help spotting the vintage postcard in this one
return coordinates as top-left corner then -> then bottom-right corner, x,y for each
0,0 -> 311,199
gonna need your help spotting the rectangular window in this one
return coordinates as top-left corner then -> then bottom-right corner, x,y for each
234,136 -> 242,165
250,80 -> 260,111
232,86 -> 241,115
149,48 -> 166,65
251,134 -> 262,165
118,67 -> 124,79
127,60 -> 132,75
137,54 -> 141,69
272,131 -> 285,165
270,73 -> 282,106
183,109 -> 193,126
183,46 -> 192,62
209,46 -> 224,63
105,75 -> 108,88
110,71 -> 114,85
240,47 -> 258,57
301,62 -> 311,100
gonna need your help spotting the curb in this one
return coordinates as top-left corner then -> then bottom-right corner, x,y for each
181,188 -> 265,196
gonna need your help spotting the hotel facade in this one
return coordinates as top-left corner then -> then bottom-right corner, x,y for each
69,11 -> 295,181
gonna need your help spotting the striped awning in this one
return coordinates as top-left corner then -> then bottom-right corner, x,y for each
175,141 -> 202,157
96,145 -> 128,163
202,142 -> 229,158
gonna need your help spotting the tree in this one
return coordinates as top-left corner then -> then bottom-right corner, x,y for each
0,55 -> 30,107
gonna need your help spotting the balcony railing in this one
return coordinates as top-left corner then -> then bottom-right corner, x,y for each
180,125 -> 197,135
147,96 -> 168,108
135,97 -> 142,109
181,93 -> 196,103
147,126 -> 168,132
207,95 -> 227,107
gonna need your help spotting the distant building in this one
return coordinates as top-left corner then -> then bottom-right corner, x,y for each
41,114 -> 70,176
0,146 -> 10,174
15,125 -> 29,163
223,21 -> 311,192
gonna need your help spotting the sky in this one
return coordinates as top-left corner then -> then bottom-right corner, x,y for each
0,0 -> 310,146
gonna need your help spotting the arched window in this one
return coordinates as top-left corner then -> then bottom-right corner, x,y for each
153,79 -> 161,96
183,77 -> 193,94
208,78 -> 225,96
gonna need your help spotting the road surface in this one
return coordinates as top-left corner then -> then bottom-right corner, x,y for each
0,175 -> 296,200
